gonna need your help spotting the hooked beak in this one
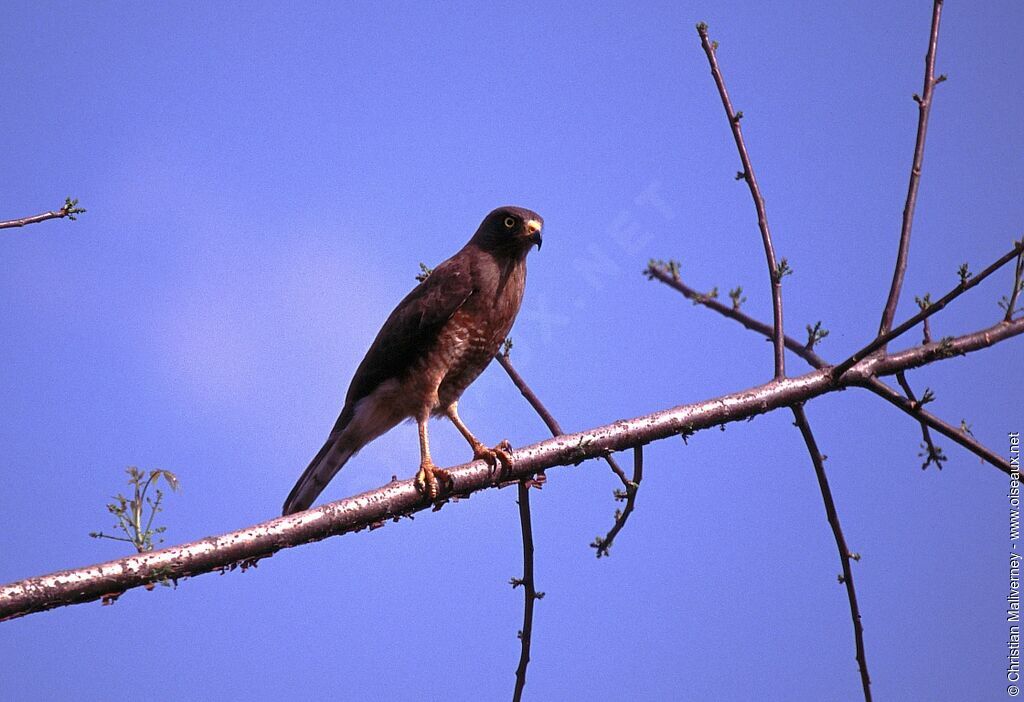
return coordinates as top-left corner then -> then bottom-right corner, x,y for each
526,219 -> 543,250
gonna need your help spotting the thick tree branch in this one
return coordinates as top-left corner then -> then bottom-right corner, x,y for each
864,321 -> 1021,377
645,263 -> 1012,472
696,22 -> 787,379
791,404 -> 872,701
0,198 -> 85,229
1,318 -> 1020,622
878,0 -> 945,339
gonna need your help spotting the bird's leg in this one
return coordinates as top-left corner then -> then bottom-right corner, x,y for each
414,414 -> 452,500
445,402 -> 513,477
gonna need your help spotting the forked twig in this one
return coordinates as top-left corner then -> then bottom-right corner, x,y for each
895,372 -> 945,470
869,383 -> 995,465
592,446 -> 644,558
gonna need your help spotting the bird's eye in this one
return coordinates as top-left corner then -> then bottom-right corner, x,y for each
504,216 -> 516,229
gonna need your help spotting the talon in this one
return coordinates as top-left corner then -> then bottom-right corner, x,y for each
473,440 -> 514,478
415,463 -> 436,499
414,462 -> 452,500
496,440 -> 514,466
435,468 -> 454,494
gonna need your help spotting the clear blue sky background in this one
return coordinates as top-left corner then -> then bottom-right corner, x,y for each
2,2 -> 1021,700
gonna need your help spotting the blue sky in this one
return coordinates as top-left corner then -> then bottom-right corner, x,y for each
1,2 -> 1022,700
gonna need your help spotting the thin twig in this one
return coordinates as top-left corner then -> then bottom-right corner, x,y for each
647,264 -> 819,368
696,23 -> 786,379
895,372 -> 945,470
833,239 -> 1024,378
914,295 -> 934,345
791,404 -> 872,701
864,381 -> 1008,470
877,0 -> 945,339
645,263 -> 1014,473
512,481 -> 541,702
493,352 -> 547,701
592,446 -> 644,558
1004,244 -> 1024,322
496,353 -> 563,436
2,319 -> 1021,621
0,198 -> 85,229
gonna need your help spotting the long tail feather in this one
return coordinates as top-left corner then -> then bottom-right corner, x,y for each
282,435 -> 356,515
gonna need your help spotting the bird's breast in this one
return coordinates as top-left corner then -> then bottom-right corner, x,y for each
433,265 -> 526,408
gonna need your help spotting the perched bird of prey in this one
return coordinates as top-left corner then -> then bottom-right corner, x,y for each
282,205 -> 543,515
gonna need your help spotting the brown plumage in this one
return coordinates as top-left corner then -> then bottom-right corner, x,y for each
282,205 -> 543,515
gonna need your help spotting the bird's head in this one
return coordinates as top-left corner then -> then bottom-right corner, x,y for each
472,206 -> 543,257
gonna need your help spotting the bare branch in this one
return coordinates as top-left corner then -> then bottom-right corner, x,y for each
1,198 -> 86,229
834,239 -> 1024,379
592,445 -> 644,558
696,23 -> 786,379
894,372 -> 946,470
867,321 -> 1021,377
864,380 -> 1009,470
1,317 -> 1020,622
791,404 -> 872,701
492,349 -> 547,700
512,480 -> 542,702
645,263 -> 1014,473
1002,243 -> 1024,321
646,263 -> 819,367
914,295 -> 934,344
877,0 -> 945,339
496,352 -> 563,436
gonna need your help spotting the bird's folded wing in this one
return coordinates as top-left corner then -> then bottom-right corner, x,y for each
331,255 -> 475,433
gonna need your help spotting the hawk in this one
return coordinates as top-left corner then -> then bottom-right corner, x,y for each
282,205 -> 543,515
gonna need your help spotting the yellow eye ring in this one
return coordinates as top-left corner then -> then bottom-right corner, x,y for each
504,216 -> 516,229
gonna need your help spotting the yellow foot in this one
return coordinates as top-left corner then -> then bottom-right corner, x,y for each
473,439 -> 514,477
414,462 -> 453,500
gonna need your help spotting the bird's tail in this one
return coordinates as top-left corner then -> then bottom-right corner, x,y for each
282,433 -> 357,515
